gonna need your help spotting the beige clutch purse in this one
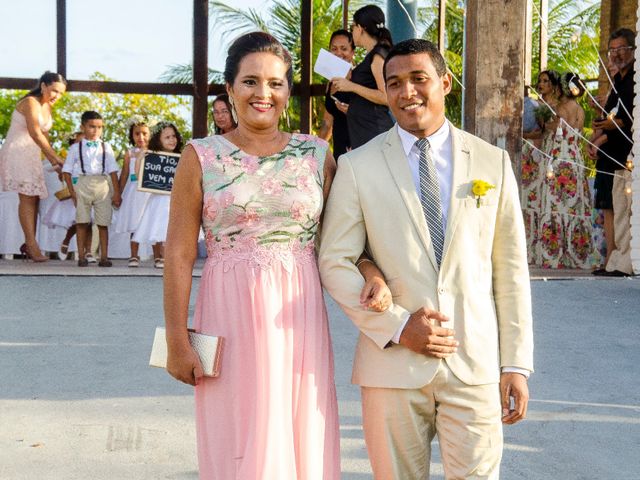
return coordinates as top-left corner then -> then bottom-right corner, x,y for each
149,327 -> 223,377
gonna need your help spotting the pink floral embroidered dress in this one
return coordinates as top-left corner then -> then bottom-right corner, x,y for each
533,126 -> 595,268
189,134 -> 341,480
0,109 -> 52,198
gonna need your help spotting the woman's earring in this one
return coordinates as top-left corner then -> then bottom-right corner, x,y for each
229,96 -> 238,124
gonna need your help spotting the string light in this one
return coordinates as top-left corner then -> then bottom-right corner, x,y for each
625,182 -> 632,195
607,104 -> 619,121
626,155 -> 634,171
568,80 -> 580,96
545,160 -> 555,179
570,27 -> 581,44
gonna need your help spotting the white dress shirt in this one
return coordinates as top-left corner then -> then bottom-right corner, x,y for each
62,140 -> 119,176
389,122 -> 529,378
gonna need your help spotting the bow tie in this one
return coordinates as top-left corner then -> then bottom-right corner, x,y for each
86,140 -> 100,147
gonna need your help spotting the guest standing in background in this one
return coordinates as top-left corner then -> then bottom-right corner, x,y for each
0,71 -> 67,262
211,94 -> 237,135
331,5 -> 394,149
318,29 -> 355,158
534,72 -> 595,268
133,122 -> 183,269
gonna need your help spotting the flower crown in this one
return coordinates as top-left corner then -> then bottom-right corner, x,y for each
125,114 -> 151,130
151,121 -> 176,136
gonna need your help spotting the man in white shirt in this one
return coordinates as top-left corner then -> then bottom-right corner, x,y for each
62,111 -> 121,267
319,39 -> 533,479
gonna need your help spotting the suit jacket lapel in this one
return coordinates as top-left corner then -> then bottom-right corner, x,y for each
382,126 -> 439,272
442,124 -> 471,261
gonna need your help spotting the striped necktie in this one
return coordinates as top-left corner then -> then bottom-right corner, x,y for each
415,138 -> 444,268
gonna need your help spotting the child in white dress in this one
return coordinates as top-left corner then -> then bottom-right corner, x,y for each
112,120 -> 151,267
133,122 -> 182,268
42,132 -> 92,259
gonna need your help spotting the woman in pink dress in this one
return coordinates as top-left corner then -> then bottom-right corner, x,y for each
0,71 -> 67,261
164,32 -> 391,479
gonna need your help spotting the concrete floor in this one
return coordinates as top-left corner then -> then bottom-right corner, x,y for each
0,269 -> 638,479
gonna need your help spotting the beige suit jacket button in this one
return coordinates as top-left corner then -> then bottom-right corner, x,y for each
438,287 -> 445,294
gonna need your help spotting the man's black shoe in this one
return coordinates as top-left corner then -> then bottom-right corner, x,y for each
599,270 -> 630,277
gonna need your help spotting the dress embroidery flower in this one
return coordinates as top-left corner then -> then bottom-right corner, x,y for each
203,193 -> 219,221
296,175 -> 313,193
290,201 -> 306,221
471,179 -> 495,208
262,177 -> 283,195
238,208 -> 260,226
241,156 -> 259,174
219,190 -> 234,208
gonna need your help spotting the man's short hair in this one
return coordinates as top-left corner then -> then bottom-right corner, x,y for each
81,110 -> 102,124
609,28 -> 636,47
383,39 -> 448,80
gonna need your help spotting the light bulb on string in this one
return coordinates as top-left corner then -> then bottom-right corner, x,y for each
607,103 -> 619,121
568,80 -> 580,96
625,182 -> 632,195
626,155 -> 634,170
570,27 -> 581,44
546,161 -> 555,179
555,125 -> 563,141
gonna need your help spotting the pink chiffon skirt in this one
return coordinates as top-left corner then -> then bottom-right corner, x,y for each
193,244 -> 341,479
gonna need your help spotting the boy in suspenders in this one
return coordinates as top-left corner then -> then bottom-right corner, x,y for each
62,111 -> 121,267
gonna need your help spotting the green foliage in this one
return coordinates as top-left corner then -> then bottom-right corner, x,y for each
1,73 -> 191,160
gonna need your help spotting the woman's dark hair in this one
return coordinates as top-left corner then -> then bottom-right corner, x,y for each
24,71 -> 67,98
538,69 -> 561,88
128,121 -> 149,146
560,72 -> 585,99
330,29 -> 355,51
353,5 -> 393,48
224,32 -> 293,88
149,122 -> 183,153
211,94 -> 237,134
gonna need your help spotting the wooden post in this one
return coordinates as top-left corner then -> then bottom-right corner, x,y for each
300,0 -> 313,133
539,0 -> 548,71
56,0 -> 67,78
192,0 -> 209,139
438,0 -> 446,55
463,0 -> 526,182
524,0 -> 533,85
343,0 -> 349,30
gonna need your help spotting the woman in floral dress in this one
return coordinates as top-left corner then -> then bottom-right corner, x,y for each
163,32 -> 390,479
534,72 -> 595,268
521,70 -> 561,264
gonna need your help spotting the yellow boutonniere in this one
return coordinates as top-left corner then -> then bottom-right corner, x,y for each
471,179 -> 495,208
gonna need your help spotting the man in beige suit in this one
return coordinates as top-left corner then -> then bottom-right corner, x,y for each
319,39 -> 534,479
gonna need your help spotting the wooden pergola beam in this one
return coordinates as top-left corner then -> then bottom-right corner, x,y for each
192,0 -> 209,138
539,0 -> 549,71
300,0 -> 313,133
438,0 -> 446,54
56,0 -> 66,77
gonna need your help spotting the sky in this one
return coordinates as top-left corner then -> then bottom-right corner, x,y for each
0,0 -> 269,82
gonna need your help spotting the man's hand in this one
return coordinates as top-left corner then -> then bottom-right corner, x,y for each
500,372 -> 529,425
112,192 -> 122,209
593,117 -> 622,131
399,307 -> 457,358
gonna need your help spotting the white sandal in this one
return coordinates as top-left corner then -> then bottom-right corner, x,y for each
128,257 -> 140,268
154,258 -> 164,269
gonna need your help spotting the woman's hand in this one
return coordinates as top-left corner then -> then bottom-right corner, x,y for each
335,100 -> 349,114
330,77 -> 354,94
167,340 -> 204,386
360,276 -> 392,312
